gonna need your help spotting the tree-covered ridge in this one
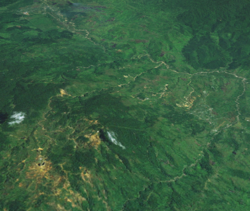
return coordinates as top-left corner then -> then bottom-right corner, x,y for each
1,0 -> 250,210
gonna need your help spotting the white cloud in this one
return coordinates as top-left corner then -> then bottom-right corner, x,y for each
8,112 -> 25,125
107,131 -> 126,149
